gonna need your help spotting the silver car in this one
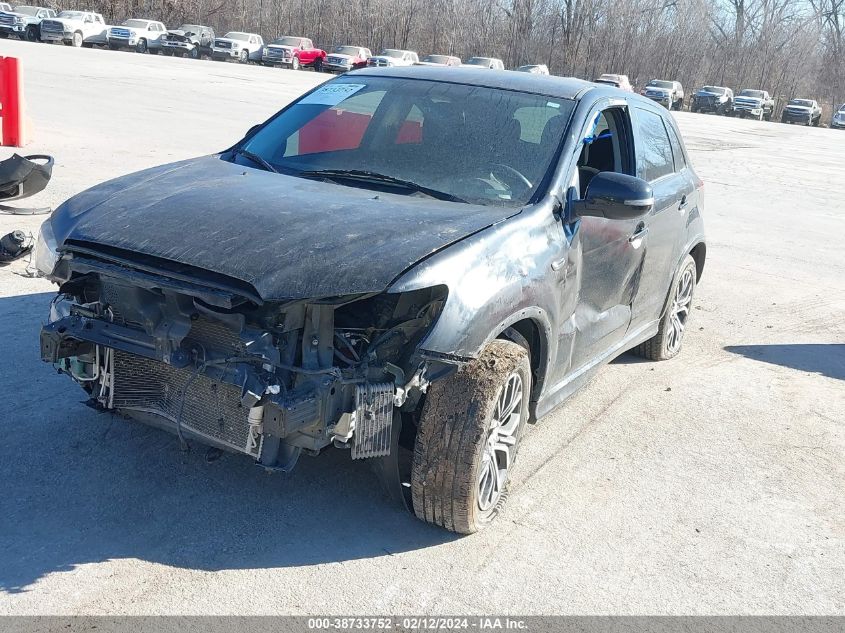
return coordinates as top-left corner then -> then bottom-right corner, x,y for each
642,79 -> 684,110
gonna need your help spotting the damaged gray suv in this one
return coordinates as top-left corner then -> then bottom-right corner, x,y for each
36,67 -> 706,534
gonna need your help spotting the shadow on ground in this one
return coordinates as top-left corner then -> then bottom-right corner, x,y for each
0,292 -> 456,594
725,344 -> 845,381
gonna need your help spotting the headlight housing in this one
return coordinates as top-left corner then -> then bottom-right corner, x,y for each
35,219 -> 60,278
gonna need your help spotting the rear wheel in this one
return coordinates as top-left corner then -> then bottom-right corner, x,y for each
632,254 -> 697,361
411,339 -> 531,534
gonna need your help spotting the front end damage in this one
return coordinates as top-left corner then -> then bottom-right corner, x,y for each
40,256 -> 448,474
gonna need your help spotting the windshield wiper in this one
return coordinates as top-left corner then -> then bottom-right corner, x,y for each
231,148 -> 278,173
297,169 -> 468,203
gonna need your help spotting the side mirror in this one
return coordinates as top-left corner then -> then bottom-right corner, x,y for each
572,172 -> 653,221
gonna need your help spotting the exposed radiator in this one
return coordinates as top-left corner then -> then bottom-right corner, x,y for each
110,316 -> 259,458
351,382 -> 394,459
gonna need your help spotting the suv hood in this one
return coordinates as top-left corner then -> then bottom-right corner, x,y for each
53,156 -> 519,302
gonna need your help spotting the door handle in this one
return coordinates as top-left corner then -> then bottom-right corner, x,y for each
628,223 -> 648,247
678,195 -> 688,211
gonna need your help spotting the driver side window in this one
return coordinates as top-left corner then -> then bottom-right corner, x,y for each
575,108 -> 633,197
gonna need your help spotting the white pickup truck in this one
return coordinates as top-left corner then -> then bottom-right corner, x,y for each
107,18 -> 166,53
39,10 -> 107,47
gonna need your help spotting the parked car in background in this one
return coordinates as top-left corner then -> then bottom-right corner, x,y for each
732,89 -> 774,120
40,10 -> 107,47
515,64 -> 549,74
831,103 -> 845,129
212,31 -> 263,63
464,56 -> 505,69
642,79 -> 684,110
263,36 -> 326,70
0,5 -> 56,41
37,67 -> 705,536
161,24 -> 214,58
594,73 -> 633,92
107,19 -> 166,54
367,49 -> 419,67
690,85 -> 733,115
324,45 -> 371,72
416,54 -> 461,67
0,3 -> 10,11
781,98 -> 822,126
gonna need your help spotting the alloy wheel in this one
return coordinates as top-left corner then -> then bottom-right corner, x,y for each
477,372 -> 524,513
666,267 -> 694,354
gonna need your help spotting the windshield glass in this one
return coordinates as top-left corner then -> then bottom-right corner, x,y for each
739,90 -> 765,99
239,77 -> 575,206
58,11 -> 85,19
423,55 -> 450,63
648,80 -> 674,89
273,36 -> 301,46
13,5 -> 39,15
124,19 -> 149,28
224,32 -> 250,41
334,46 -> 360,55
702,86 -> 726,94
179,24 -> 202,32
838,105 -> 845,113
380,49 -> 405,58
789,99 -> 813,107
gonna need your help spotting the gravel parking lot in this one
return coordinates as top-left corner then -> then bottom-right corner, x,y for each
0,40 -> 843,615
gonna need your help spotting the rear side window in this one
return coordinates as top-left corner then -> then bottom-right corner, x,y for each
665,123 -> 686,171
634,108 -> 674,181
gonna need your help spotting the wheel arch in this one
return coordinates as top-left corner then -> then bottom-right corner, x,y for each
689,241 -> 706,281
492,311 -> 552,408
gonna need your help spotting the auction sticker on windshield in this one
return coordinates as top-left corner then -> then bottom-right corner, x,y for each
299,84 -> 367,106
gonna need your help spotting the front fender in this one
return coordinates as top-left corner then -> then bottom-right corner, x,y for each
389,198 -> 568,393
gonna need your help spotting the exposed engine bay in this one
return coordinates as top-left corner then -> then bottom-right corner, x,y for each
40,257 -> 447,473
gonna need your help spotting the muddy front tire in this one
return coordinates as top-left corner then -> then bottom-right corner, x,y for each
411,339 -> 531,534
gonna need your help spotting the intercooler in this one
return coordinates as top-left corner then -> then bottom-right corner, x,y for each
109,316 -> 262,458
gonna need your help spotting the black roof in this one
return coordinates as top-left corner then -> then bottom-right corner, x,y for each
349,66 -> 598,100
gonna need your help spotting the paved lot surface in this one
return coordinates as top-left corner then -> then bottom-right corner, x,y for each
0,40 -> 843,615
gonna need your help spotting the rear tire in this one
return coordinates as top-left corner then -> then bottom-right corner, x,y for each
411,339 -> 531,534
632,254 -> 697,361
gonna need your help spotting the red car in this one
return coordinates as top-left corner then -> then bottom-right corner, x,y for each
262,36 -> 326,70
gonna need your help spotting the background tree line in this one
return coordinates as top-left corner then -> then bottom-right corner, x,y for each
85,0 -> 843,115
